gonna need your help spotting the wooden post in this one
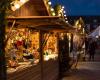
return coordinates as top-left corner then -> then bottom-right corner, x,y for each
0,18 -> 7,80
0,1 -> 8,80
39,30 -> 44,80
56,33 -> 61,79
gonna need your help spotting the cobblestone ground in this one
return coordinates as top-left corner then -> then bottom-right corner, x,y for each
62,50 -> 100,80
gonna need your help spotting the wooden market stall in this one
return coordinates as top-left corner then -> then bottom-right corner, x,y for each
4,0 -> 75,80
6,16 -> 74,80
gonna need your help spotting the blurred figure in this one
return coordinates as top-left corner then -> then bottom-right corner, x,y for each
82,37 -> 89,61
85,37 -> 89,54
88,39 -> 96,61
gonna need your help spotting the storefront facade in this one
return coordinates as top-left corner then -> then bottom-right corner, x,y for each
6,25 -> 60,80
5,0 -> 75,80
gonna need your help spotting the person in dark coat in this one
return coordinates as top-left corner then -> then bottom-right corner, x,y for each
88,39 -> 96,61
85,37 -> 89,54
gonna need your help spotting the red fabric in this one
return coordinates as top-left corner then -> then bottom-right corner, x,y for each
17,41 -> 23,46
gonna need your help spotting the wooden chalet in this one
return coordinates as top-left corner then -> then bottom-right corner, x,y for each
6,0 -> 75,80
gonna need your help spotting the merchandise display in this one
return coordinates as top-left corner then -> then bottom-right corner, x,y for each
6,27 -> 58,74
5,28 -> 39,73
43,33 -> 58,61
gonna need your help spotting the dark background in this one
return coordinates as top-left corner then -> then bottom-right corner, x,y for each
51,0 -> 100,32
51,0 -> 100,16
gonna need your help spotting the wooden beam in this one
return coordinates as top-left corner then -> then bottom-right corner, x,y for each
7,16 -> 75,32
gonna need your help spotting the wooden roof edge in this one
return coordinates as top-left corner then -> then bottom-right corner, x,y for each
6,16 -> 60,20
6,16 -> 75,30
42,0 -> 51,16
57,18 -> 74,27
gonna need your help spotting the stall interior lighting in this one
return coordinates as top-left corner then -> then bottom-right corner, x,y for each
20,0 -> 26,3
58,13 -> 61,16
15,3 -> 20,9
11,0 -> 29,11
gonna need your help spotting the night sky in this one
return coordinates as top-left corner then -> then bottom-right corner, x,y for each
51,0 -> 100,16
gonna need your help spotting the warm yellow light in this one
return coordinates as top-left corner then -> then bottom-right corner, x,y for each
44,56 -> 49,61
15,3 -> 20,9
58,13 -> 61,16
52,12 -> 56,16
83,28 -> 85,33
75,20 -> 79,26
61,8 -> 64,11
60,10 -> 63,13
65,18 -> 67,20
66,21 -> 68,23
20,0 -> 25,3
20,0 -> 29,3
11,0 -> 29,11
51,8 -> 54,11
78,24 -> 81,29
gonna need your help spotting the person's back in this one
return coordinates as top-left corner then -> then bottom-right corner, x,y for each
88,40 -> 96,61
85,38 -> 89,51
90,41 -> 96,53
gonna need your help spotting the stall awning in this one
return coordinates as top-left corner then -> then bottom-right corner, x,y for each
7,16 -> 75,32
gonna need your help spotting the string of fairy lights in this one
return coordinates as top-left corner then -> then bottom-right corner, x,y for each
11,0 -> 68,23
46,0 -> 68,23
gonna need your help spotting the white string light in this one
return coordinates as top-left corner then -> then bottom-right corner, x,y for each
64,14 -> 67,17
62,6 -> 64,9
63,11 -> 66,13
51,8 -> 54,11
66,21 -> 68,23
48,1 -> 52,5
65,18 -> 67,20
